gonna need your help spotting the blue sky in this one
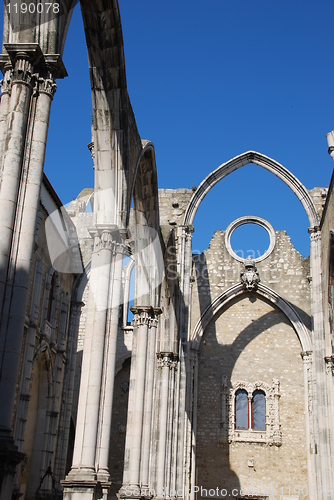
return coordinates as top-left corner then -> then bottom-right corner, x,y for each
2,1 -> 334,257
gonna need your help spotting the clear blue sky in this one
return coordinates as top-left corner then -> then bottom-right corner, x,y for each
2,1 -> 334,257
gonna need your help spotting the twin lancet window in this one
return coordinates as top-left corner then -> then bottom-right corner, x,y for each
219,378 -> 282,446
235,389 -> 266,431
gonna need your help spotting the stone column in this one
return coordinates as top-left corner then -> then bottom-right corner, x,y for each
156,353 -> 178,499
301,350 -> 316,498
66,230 -> 114,473
0,69 -> 56,430
0,51 -> 35,316
309,228 -> 332,499
119,306 -> 152,498
96,240 -> 124,481
127,307 -> 150,491
175,226 -> 193,498
63,228 -> 124,500
140,309 -> 162,494
0,47 -> 59,500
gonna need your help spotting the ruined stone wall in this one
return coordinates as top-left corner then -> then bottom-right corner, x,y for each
191,229 -> 311,334
192,225 -> 311,499
309,187 -> 328,220
158,188 -> 193,240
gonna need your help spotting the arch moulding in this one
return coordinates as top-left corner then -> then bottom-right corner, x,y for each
191,282 -> 312,353
183,151 -> 319,229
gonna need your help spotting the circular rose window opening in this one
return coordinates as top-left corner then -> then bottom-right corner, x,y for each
225,216 -> 275,263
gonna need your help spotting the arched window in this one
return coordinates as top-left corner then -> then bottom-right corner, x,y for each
252,390 -> 266,430
222,379 -> 280,446
235,389 -> 248,429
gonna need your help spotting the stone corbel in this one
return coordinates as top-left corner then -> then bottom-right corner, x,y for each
301,350 -> 313,366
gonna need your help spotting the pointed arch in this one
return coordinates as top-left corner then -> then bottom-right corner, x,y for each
183,151 -> 319,229
191,282 -> 312,352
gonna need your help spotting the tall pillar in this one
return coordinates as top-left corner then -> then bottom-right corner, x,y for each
96,240 -> 124,481
309,228 -> 332,499
155,352 -> 178,499
140,309 -> 162,494
175,226 -> 193,499
63,228 -> 124,500
120,306 -> 157,499
301,350 -> 316,498
0,45 -> 61,500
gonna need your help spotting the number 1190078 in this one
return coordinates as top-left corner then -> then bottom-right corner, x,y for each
6,3 -> 60,14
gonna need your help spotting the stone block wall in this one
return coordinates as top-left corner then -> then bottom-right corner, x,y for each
196,295 -> 308,499
158,188 -> 193,240
191,229 -> 311,335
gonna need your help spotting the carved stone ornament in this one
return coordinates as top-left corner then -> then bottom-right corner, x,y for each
157,352 -> 178,370
38,77 -> 57,98
240,257 -> 260,291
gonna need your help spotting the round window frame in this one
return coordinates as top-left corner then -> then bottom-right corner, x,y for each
225,216 -> 275,263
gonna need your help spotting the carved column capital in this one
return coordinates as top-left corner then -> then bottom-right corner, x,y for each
37,76 -> 57,98
131,306 -> 162,328
181,224 -> 194,241
12,58 -> 34,87
308,227 -> 321,242
131,307 -> 152,327
301,350 -> 313,365
157,352 -> 178,370
91,225 -> 126,254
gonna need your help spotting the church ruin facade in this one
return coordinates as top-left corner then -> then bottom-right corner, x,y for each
0,2 -> 334,500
